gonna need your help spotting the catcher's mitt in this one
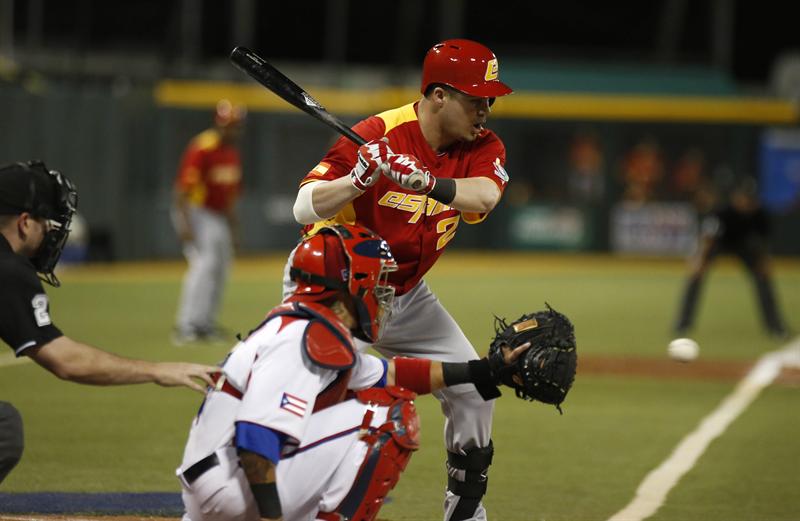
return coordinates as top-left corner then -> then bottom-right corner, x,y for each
488,304 -> 577,413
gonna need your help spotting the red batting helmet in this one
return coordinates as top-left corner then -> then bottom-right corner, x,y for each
420,39 -> 513,98
289,224 -> 398,342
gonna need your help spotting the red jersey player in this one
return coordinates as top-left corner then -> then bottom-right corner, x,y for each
172,100 -> 245,345
287,40 -> 512,521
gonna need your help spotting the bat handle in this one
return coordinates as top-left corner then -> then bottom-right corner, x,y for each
407,170 -> 427,192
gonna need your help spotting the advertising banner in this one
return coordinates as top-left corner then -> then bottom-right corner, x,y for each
610,203 -> 697,255
509,205 -> 591,250
760,129 -> 800,213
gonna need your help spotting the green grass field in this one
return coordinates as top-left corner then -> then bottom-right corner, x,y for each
1,252 -> 799,520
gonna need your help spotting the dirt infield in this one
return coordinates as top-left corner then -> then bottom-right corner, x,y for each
580,355 -> 753,381
579,354 -> 800,387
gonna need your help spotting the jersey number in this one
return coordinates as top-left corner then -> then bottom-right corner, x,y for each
378,191 -> 459,250
31,294 -> 52,327
436,216 -> 460,250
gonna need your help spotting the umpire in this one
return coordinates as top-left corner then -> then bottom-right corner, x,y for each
674,178 -> 789,338
0,160 -> 217,484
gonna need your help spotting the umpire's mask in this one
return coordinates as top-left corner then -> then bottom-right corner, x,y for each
0,160 -> 78,286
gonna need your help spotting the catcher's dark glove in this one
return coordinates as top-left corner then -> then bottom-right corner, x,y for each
488,304 -> 577,413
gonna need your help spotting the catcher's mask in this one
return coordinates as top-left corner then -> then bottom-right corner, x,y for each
0,160 -> 78,287
289,224 -> 398,342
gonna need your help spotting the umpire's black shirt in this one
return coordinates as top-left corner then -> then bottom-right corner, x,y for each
0,235 -> 62,356
714,205 -> 769,249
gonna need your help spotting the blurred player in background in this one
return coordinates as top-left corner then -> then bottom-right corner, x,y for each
172,100 -> 246,345
287,39 -> 512,521
177,224 -> 527,521
0,160 -> 217,484
674,177 -> 790,338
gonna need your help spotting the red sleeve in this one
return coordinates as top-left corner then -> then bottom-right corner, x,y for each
469,131 -> 508,191
175,142 -> 205,193
300,116 -> 388,187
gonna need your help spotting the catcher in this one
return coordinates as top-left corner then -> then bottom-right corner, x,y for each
176,222 -> 577,521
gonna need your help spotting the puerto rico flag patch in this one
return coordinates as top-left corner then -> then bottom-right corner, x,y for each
280,392 -> 308,417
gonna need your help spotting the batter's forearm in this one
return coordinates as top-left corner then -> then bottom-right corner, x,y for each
449,176 -> 500,213
309,177 -> 362,219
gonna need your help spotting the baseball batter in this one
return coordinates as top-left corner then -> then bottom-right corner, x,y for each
177,224 -> 529,521
173,100 -> 246,345
287,39 -> 512,521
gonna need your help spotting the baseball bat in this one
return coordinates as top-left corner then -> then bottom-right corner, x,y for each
229,46 -> 425,190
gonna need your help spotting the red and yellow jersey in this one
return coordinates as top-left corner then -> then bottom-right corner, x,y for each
300,102 -> 509,295
175,129 -> 242,212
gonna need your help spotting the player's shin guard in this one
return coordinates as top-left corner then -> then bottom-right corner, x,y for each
445,441 -> 494,521
319,386 -> 420,521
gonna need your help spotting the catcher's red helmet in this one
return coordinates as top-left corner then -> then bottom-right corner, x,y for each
289,224 -> 398,342
420,39 -> 513,98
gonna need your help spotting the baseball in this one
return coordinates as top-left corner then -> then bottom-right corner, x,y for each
668,338 -> 699,362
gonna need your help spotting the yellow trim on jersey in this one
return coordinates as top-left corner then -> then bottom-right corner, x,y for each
192,129 -> 221,151
299,176 -> 330,190
188,184 -> 207,207
462,211 -> 487,224
176,166 -> 207,206
304,203 -> 357,237
375,103 -> 418,134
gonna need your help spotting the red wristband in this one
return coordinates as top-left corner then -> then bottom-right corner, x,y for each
393,357 -> 432,394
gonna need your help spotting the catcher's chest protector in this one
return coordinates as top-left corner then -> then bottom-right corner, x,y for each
259,302 -> 358,413
318,386 -> 420,521
264,302 -> 357,370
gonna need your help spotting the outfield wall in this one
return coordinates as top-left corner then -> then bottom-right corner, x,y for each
1,80 -> 798,259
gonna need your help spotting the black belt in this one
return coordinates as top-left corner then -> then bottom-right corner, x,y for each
183,453 -> 220,485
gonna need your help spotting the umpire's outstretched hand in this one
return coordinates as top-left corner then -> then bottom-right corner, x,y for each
152,362 -> 218,393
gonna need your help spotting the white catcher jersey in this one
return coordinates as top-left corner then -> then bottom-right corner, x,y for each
179,310 -> 386,472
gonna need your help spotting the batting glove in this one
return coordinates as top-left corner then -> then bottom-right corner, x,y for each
350,138 -> 392,192
385,154 -> 435,193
